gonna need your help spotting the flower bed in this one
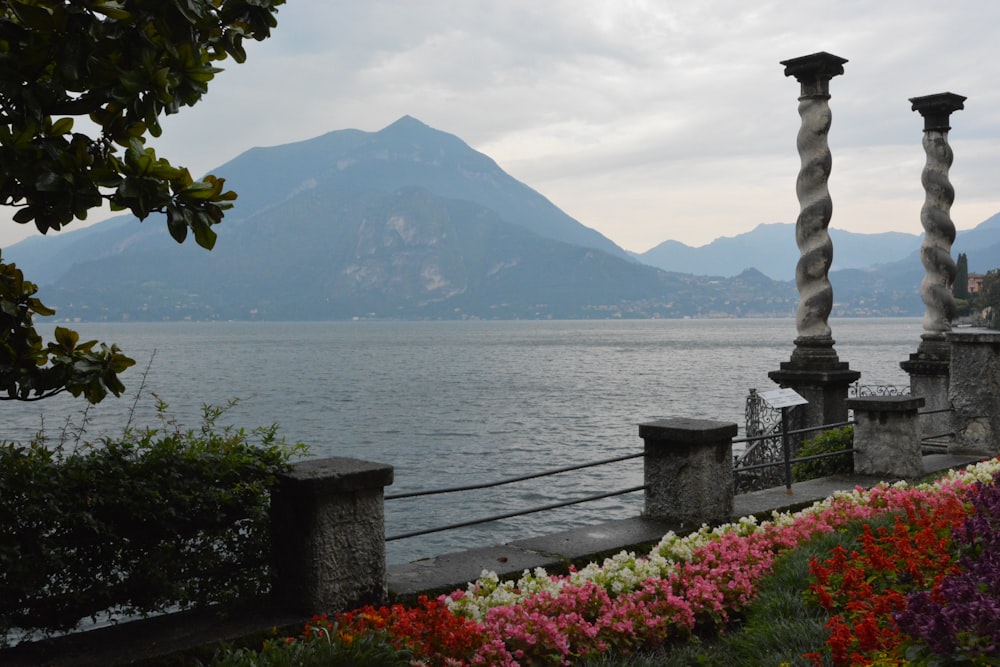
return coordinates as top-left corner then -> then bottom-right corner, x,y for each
214,457 -> 1000,666
808,459 -> 1000,665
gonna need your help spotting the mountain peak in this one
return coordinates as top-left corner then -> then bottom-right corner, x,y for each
376,115 -> 443,143
384,115 -> 431,131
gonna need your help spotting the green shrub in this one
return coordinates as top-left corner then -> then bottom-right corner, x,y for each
792,426 -> 853,482
206,629 -> 413,667
0,398 -> 307,644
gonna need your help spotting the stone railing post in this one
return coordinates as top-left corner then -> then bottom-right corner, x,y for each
946,329 -> 1000,455
271,456 -> 394,615
639,418 -> 736,529
847,396 -> 925,479
769,51 -> 859,429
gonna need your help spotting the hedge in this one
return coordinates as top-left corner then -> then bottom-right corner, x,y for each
0,400 -> 306,645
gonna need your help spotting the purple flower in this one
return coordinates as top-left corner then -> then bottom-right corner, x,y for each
894,471 -> 1000,660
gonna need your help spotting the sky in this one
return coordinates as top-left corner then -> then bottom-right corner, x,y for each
5,0 -> 1000,253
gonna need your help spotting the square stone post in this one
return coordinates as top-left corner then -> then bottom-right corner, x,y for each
847,396 -> 925,478
900,359 -> 951,444
271,457 -> 394,615
639,418 -> 737,529
946,329 -> 1000,455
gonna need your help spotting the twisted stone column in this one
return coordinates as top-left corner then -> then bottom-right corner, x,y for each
910,92 -> 965,360
769,52 -> 858,431
900,93 -> 964,444
779,51 -> 847,367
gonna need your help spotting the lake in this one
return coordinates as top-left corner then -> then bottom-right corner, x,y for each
3,318 -> 924,563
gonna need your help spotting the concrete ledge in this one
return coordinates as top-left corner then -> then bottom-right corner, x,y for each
388,516 -> 677,602
512,516 -> 676,562
0,599 -> 305,667
846,395 -> 924,413
735,453 -> 983,519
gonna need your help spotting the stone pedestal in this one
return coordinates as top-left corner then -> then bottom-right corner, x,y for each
768,340 -> 860,433
900,356 -> 951,443
271,457 -> 394,615
946,329 -> 1000,455
639,418 -> 737,529
847,396 -> 925,479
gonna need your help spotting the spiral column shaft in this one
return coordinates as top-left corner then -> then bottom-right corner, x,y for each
910,92 -> 965,360
793,92 -> 835,340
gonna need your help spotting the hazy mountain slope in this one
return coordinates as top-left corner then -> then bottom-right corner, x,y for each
638,223 -> 922,280
5,116 -> 633,287
209,115 -> 632,261
40,187 -> 698,320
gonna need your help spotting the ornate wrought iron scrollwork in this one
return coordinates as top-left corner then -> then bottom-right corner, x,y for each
849,382 -> 911,398
735,389 -> 788,494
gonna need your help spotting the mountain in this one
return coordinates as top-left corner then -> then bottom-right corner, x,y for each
637,218 -> 1000,282
7,115 -> 633,288
4,116 -> 996,321
826,212 -> 1000,316
23,187 -> 800,321
3,117 -> 800,321
638,224 -> 921,281
208,114 -> 634,260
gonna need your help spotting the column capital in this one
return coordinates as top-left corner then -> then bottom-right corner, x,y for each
780,51 -> 848,97
910,92 -> 966,132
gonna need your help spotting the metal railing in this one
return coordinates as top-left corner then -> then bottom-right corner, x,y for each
387,385 -> 955,542
850,382 -> 911,398
384,452 -> 644,542
733,418 -> 855,494
737,384 -> 956,494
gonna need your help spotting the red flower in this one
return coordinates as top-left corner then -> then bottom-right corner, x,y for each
805,494 -> 970,665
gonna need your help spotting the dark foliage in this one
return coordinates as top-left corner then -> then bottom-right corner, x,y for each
792,426 -> 854,482
0,400 -> 306,645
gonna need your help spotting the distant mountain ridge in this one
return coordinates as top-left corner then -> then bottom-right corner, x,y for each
637,218 -> 1000,281
2,116 -> 998,320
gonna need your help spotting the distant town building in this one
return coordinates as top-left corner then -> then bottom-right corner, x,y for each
969,272 -> 986,294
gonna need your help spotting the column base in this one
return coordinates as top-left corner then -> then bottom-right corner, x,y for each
769,334 -> 860,430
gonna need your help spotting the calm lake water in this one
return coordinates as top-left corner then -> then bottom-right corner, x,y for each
4,318 -> 924,564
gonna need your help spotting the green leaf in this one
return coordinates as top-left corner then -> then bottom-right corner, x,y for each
53,326 -> 80,351
50,117 -> 74,136
12,207 -> 35,224
166,213 -> 188,244
191,217 -> 218,250
34,172 -> 65,192
90,1 -> 131,21
180,180 -> 220,201
26,297 -> 56,317
8,2 -> 55,30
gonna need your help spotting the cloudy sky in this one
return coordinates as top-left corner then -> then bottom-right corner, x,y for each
6,0 -> 1000,253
